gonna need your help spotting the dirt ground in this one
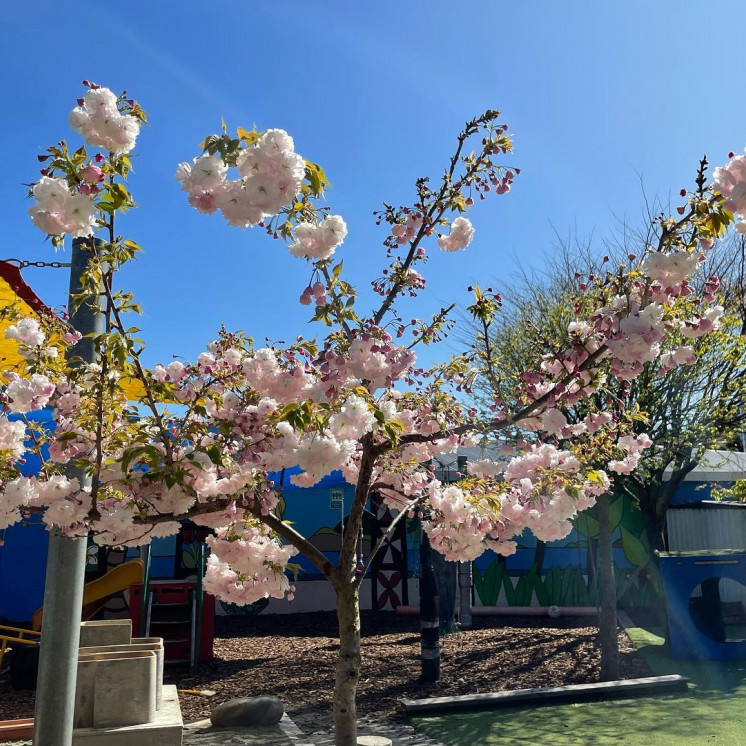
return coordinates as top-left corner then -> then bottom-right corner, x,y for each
0,611 -> 650,732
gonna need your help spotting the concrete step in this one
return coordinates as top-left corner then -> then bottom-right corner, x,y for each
73,684 -> 183,745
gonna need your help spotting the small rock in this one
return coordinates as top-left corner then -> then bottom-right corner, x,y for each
357,737 -> 393,746
210,695 -> 284,726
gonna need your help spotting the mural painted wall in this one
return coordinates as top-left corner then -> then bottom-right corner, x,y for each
471,493 -> 653,609
0,436 -> 740,622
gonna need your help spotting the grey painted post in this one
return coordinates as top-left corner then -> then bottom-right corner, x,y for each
33,237 -> 104,746
456,455 -> 473,629
418,526 -> 440,683
432,552 -> 458,634
458,561 -> 473,629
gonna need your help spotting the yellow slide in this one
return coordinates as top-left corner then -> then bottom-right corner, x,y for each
31,559 -> 144,632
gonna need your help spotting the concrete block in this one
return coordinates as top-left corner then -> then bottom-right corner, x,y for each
79,638 -> 164,709
79,620 -> 132,648
75,651 -> 156,729
74,684 -> 183,746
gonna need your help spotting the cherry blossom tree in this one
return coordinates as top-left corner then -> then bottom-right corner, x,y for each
0,83 -> 741,746
463,227 -> 746,679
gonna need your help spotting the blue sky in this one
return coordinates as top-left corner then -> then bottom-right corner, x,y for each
2,1 -> 745,369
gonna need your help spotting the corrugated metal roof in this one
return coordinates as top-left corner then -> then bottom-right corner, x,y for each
662,450 -> 746,482
668,503 -> 746,551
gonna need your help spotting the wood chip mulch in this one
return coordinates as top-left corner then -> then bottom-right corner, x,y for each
0,611 -> 651,730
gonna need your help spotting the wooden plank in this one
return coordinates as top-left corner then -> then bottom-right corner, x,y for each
402,675 -> 689,714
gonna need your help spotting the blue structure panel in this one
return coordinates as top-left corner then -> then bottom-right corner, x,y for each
0,515 -> 49,622
659,551 -> 746,661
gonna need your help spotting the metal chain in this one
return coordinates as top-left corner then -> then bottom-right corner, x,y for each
0,258 -> 71,269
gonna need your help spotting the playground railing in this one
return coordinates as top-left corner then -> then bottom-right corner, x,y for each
0,625 -> 41,669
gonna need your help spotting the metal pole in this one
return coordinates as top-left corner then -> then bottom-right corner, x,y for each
33,237 -> 103,746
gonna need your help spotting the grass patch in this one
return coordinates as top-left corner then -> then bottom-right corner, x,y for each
411,625 -> 746,745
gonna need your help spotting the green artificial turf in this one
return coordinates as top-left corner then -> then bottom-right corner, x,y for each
411,626 -> 746,745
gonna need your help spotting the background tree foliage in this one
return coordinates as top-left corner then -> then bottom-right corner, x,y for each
463,220 -> 746,553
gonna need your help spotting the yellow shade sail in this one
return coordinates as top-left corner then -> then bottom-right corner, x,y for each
0,262 -> 144,401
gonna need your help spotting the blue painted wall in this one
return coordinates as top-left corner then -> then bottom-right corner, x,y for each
0,409 -> 738,621
0,410 -> 53,622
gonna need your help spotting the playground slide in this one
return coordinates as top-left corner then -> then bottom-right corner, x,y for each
31,559 -> 144,632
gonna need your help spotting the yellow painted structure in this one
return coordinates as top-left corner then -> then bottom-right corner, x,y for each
0,559 -> 145,668
0,262 -> 143,399
0,262 -> 51,375
31,559 -> 145,632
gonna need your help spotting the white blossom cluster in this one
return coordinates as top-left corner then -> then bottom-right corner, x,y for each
714,151 -> 746,233
438,216 -> 474,252
177,129 -> 306,230
28,177 -> 96,238
69,87 -> 141,154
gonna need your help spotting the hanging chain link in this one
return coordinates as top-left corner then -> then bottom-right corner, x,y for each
0,258 -> 71,269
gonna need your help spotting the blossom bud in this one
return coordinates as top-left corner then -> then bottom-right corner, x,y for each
80,164 -> 104,184
299,288 -> 313,306
312,282 -> 326,297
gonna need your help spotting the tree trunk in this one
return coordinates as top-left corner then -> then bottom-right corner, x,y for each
333,582 -> 361,746
597,493 -> 619,681
640,493 -> 666,553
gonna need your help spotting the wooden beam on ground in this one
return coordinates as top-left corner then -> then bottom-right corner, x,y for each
401,674 -> 689,714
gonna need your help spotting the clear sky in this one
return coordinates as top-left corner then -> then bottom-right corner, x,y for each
2,1 -> 745,369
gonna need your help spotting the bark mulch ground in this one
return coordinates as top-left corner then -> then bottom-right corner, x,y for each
0,611 -> 651,732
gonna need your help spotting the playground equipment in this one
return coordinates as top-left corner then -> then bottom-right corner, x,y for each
129,543 -> 214,673
0,619 -> 183,744
659,550 -> 746,660
0,625 -> 40,671
31,558 -> 145,632
0,559 -> 144,678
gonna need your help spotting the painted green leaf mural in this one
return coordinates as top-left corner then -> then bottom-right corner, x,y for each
574,511 -> 599,538
621,498 -> 646,535
620,525 -> 648,566
609,495 -> 625,532
502,565 -> 516,606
